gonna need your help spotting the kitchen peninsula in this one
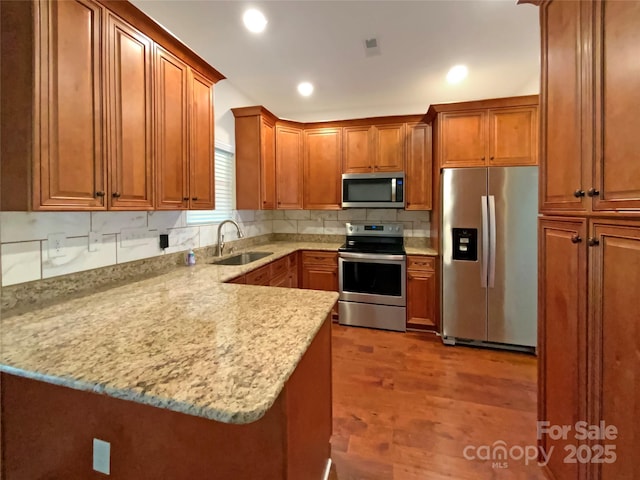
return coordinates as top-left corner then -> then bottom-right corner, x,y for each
1,249 -> 339,479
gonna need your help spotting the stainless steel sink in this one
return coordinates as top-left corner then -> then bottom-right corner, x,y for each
211,251 -> 273,266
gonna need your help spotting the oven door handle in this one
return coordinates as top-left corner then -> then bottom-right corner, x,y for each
339,252 -> 406,262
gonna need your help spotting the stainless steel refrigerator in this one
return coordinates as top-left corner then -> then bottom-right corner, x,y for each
441,166 -> 538,351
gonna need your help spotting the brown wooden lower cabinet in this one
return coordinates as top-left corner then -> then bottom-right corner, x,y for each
1,317 -> 332,480
538,217 -> 640,480
300,251 -> 339,316
406,256 -> 438,331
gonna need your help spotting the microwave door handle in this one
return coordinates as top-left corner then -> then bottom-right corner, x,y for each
391,178 -> 397,202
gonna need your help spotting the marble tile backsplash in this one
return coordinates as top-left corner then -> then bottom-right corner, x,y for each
0,208 -> 430,286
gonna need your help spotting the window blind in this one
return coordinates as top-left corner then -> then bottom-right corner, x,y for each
186,147 -> 235,224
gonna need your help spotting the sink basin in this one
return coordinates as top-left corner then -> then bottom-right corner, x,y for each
211,251 -> 273,266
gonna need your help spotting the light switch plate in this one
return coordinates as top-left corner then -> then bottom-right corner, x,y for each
93,438 -> 110,475
88,232 -> 102,252
47,233 -> 66,259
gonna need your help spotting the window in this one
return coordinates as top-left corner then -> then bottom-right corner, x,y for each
186,147 -> 235,224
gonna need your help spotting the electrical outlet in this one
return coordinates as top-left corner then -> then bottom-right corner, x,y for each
47,233 -> 66,259
120,227 -> 150,248
88,232 -> 102,252
92,438 -> 110,475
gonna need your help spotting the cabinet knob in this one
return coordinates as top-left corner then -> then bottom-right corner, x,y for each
490,156 -> 494,160
481,156 -> 486,161
192,197 -> 198,201
183,197 -> 189,201
570,234 -> 582,244
587,237 -> 600,247
95,191 -> 105,197
587,188 -> 600,197
573,189 -> 585,198
112,192 -> 121,198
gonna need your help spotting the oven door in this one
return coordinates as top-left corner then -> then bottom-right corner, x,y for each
338,252 -> 406,307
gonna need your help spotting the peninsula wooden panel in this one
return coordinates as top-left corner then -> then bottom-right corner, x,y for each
538,217 -> 588,480
38,0 -> 107,210
188,70 -> 215,210
304,128 -> 342,210
275,125 -> 304,209
154,46 -> 189,210
107,14 -> 153,210
405,122 -> 432,210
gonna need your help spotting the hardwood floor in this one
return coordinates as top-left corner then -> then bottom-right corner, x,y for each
329,323 -> 546,480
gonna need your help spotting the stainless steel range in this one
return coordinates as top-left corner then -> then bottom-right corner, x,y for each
338,222 -> 406,332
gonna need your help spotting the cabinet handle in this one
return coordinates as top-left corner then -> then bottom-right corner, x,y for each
587,188 -> 600,197
587,237 -> 600,247
112,192 -> 121,198
183,197 -> 189,201
192,197 -> 198,201
573,189 -> 585,198
570,234 -> 582,244
490,156 -> 494,160
481,156 -> 486,161
95,191 -> 105,197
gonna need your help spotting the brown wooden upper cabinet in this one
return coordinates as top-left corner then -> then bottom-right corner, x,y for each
426,96 -> 538,170
276,123 -> 304,210
107,14 -> 154,210
342,123 -> 405,173
405,122 -> 432,210
233,107 -> 277,210
304,128 -> 342,210
1,0 -> 223,212
540,0 -> 640,215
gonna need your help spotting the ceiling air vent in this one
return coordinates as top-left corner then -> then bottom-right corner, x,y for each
364,37 -> 381,57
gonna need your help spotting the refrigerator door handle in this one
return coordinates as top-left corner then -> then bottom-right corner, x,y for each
488,195 -> 496,288
481,195 -> 489,288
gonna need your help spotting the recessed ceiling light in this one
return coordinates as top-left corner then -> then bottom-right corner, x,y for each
243,9 -> 267,33
446,65 -> 468,84
297,82 -> 314,97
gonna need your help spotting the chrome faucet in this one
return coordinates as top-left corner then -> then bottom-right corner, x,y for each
216,219 -> 244,257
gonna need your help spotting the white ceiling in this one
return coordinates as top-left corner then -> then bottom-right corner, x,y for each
132,0 -> 541,122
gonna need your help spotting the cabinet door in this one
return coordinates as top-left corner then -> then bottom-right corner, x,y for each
107,15 -> 153,210
304,128 -> 342,210
540,0 -> 589,213
538,217 -> 588,480
37,0 -> 106,210
374,123 -> 405,172
260,118 -> 276,210
189,70 -> 215,210
342,126 -> 372,173
405,122 -> 432,210
439,111 -> 487,168
406,269 -> 436,330
590,221 -> 640,480
302,265 -> 338,315
155,46 -> 189,209
275,125 -> 304,209
488,107 -> 538,166
592,1 -> 640,211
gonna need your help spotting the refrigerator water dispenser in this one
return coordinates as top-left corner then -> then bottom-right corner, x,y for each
452,228 -> 477,261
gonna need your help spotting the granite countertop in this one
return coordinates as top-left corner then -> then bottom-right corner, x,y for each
1,241 -> 341,425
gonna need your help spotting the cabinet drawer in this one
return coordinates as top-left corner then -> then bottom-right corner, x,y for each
407,256 -> 435,271
287,252 -> 298,269
302,251 -> 337,266
246,265 -> 271,286
269,257 -> 288,278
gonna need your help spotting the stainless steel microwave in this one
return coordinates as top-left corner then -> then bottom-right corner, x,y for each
342,172 -> 405,208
